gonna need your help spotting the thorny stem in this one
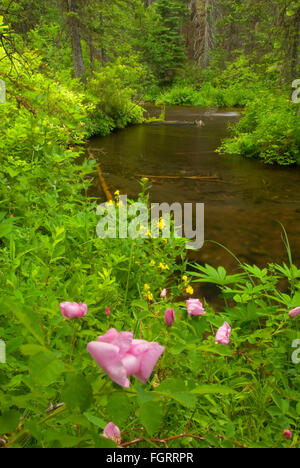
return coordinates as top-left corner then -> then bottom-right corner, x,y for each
119,433 -> 248,448
123,240 -> 135,313
69,320 -> 80,362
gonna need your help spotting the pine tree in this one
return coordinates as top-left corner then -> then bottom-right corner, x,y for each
143,0 -> 189,83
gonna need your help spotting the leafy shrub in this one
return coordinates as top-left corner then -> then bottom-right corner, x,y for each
87,60 -> 145,135
156,81 -> 259,108
155,56 -> 282,108
220,94 -> 300,165
0,50 -> 92,160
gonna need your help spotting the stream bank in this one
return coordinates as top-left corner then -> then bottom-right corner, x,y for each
88,106 -> 300,284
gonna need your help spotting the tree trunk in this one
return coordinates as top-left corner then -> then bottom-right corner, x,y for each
186,0 -> 219,68
291,8 -> 300,79
186,0 -> 204,65
204,0 -> 217,68
63,0 -> 85,80
143,0 -> 155,6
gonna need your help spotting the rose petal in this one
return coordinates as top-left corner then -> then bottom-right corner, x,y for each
87,341 -> 130,387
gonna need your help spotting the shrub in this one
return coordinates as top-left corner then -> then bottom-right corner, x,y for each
220,94 -> 300,165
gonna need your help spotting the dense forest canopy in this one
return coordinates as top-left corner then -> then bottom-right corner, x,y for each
1,0 -> 299,82
0,0 -> 299,163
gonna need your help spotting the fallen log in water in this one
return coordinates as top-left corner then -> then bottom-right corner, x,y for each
147,121 -> 197,126
88,148 -> 113,200
136,174 -> 221,181
89,147 -> 106,153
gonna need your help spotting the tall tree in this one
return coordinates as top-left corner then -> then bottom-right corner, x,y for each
203,0 -> 218,68
186,0 -> 204,65
143,0 -> 188,83
62,0 -> 85,80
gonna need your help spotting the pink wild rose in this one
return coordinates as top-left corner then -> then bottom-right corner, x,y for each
288,307 -> 300,318
283,429 -> 292,440
87,328 -> 165,388
103,422 -> 121,445
215,322 -> 231,345
165,308 -> 175,327
186,299 -> 206,316
60,302 -> 87,319
160,289 -> 167,298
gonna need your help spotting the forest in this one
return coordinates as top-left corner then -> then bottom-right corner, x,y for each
0,0 -> 299,450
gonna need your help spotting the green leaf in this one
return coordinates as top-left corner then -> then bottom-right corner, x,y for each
62,373 -> 93,412
197,344 -> 233,357
95,436 -> 117,448
0,410 -> 20,434
44,429 -> 85,448
20,344 -> 51,356
29,352 -> 65,387
140,400 -> 162,436
84,413 -> 106,429
271,394 -> 289,415
26,421 -> 43,442
0,221 -> 13,238
191,385 -> 236,395
154,379 -> 196,408
137,384 -> 155,403
4,300 -> 45,346
106,393 -> 131,426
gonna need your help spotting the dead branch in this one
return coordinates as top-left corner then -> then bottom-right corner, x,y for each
45,403 -> 65,414
0,71 -> 35,91
88,148 -> 113,200
6,89 -> 37,117
119,432 -> 248,448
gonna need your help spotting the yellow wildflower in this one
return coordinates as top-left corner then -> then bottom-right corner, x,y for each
144,284 -> 150,290
158,218 -> 166,230
146,292 -> 153,301
186,286 -> 194,295
182,275 -> 188,282
150,260 -> 156,266
158,263 -> 169,271
114,190 -> 120,197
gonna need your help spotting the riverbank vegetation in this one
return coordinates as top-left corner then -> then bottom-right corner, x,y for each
0,0 -> 299,449
1,1 -> 299,163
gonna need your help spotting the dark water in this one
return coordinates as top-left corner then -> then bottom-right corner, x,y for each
88,106 -> 300,276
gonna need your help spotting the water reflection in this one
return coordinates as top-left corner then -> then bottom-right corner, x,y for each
88,106 -> 300,275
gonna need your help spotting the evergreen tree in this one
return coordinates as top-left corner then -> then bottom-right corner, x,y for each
142,0 -> 189,83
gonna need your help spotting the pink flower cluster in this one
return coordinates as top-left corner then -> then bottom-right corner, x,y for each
87,328 -> 165,388
58,293 -> 298,443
